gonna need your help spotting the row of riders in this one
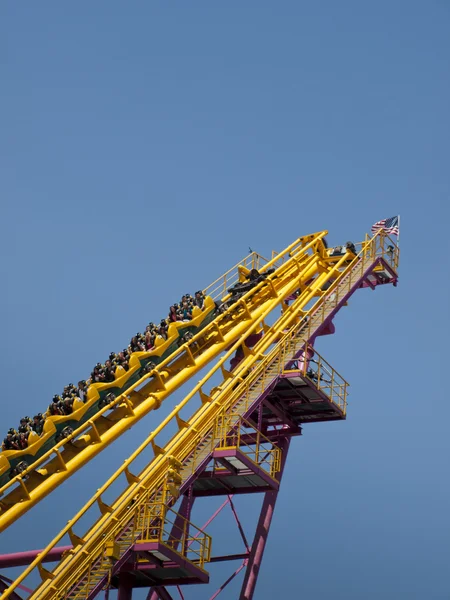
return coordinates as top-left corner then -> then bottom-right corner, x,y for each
2,291 -> 206,452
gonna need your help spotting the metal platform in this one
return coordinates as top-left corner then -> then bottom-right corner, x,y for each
110,542 -> 210,588
191,447 -> 280,497
258,370 -> 346,425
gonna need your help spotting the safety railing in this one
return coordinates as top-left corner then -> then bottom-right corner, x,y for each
134,503 -> 211,568
214,414 -> 281,478
203,252 -> 269,301
202,231 -> 329,302
283,343 -> 348,414
44,485 -> 212,599
355,231 -> 399,274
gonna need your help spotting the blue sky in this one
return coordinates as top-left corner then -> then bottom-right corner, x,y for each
1,2 -> 449,599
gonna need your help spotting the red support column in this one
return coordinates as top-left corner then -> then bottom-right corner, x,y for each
239,436 -> 291,600
0,546 -> 72,568
117,574 -> 135,600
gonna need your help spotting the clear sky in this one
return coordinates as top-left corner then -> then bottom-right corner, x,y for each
1,2 -> 449,599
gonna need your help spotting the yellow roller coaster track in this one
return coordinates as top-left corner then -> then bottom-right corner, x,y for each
1,231 -> 399,600
0,231 -> 337,532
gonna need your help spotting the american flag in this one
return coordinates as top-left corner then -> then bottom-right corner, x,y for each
371,215 -> 399,236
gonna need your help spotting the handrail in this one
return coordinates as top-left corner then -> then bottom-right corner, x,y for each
215,414 -> 282,478
203,252 -> 268,301
135,504 -> 212,569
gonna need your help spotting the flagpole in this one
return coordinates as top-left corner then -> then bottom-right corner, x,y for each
397,214 -> 400,248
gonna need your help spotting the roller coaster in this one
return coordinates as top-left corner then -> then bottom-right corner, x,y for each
0,228 -> 399,600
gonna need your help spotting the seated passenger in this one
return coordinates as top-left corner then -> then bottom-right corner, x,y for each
329,242 -> 355,257
330,245 -> 345,256
19,417 -> 33,431
248,268 -> 261,282
2,432 -> 20,451
77,380 -> 89,403
158,319 -> 169,340
145,329 -> 156,350
194,291 -> 205,310
116,351 -> 130,371
168,305 -> 178,322
48,395 -> 64,416
62,384 -> 77,399
62,397 -> 74,415
103,360 -> 116,383
171,303 -> 183,320
130,335 -> 144,353
17,431 -> 29,450
91,364 -> 106,383
32,414 -> 45,435
181,301 -> 192,321
18,421 -> 31,434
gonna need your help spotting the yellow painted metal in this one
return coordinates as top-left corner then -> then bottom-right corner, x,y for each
134,503 -> 212,569
104,541 -> 120,561
2,231 -> 398,600
0,233 -> 328,532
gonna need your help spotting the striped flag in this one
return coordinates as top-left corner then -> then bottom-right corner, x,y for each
371,215 -> 399,236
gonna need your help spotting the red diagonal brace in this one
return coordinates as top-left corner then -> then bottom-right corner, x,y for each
209,560 -> 247,600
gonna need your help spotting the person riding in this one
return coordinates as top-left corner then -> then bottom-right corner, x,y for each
32,414 -> 45,435
181,301 -> 192,321
2,432 -> 19,451
194,291 -> 205,309
168,305 -> 178,322
77,380 -> 89,403
48,395 -> 64,416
